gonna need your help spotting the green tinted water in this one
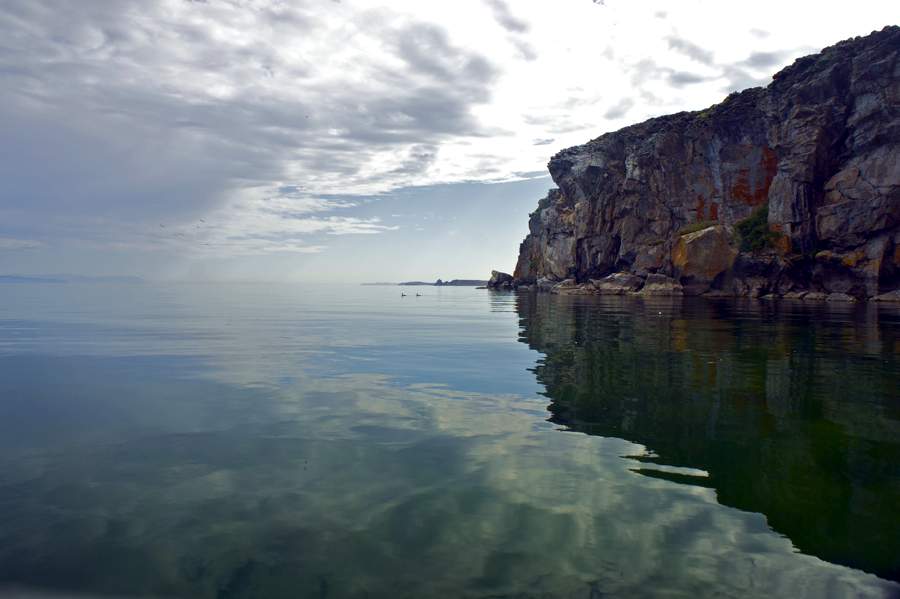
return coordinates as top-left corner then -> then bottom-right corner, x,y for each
0,284 -> 897,598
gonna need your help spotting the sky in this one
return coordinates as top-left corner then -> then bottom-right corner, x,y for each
0,0 -> 896,282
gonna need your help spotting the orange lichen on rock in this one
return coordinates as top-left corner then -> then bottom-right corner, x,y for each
772,231 -> 792,255
672,225 -> 737,282
841,251 -> 866,268
732,147 -> 778,206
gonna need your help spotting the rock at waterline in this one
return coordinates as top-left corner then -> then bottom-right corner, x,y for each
486,270 -> 514,289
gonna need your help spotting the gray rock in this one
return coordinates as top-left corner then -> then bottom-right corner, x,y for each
782,291 -> 808,300
638,274 -> 683,296
554,284 -> 594,295
873,290 -> 900,302
550,278 -> 578,294
535,278 -> 556,292
826,293 -> 859,302
487,270 -> 514,289
592,272 -> 644,294
703,289 -> 736,298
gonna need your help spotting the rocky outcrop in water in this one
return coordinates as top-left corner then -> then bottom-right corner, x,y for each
487,270 -> 514,289
510,27 -> 900,300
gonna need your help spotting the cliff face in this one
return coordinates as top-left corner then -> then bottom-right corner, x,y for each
512,26 -> 900,299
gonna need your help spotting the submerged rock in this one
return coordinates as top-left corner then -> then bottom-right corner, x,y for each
511,27 -> 900,300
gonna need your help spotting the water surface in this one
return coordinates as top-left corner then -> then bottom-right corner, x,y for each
0,283 -> 897,598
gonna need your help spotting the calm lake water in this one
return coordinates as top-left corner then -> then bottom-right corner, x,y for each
0,283 -> 898,599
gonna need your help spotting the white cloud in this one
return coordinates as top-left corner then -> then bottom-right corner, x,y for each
0,0 -> 895,263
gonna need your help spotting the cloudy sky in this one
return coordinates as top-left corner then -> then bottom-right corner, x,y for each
0,0 -> 895,282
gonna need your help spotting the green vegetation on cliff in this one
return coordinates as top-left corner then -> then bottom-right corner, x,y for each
735,206 -> 776,252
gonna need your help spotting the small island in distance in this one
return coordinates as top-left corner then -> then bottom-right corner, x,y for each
362,278 -> 488,287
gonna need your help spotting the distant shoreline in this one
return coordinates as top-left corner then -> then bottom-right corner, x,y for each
362,279 -> 488,287
0,275 -> 144,284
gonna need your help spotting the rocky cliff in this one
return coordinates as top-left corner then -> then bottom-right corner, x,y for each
507,26 -> 900,300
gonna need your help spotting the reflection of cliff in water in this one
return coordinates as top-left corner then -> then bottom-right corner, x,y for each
515,293 -> 900,581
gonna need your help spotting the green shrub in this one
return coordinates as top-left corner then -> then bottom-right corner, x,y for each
735,206 -> 775,252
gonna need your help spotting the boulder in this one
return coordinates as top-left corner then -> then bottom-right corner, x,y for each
638,274 -> 683,296
591,272 -> 644,295
487,270 -> 514,289
782,290 -> 808,300
554,284 -> 594,295
826,293 -> 858,302
872,290 -> 900,302
672,225 -> 738,284
550,278 -> 578,294
536,277 -> 556,292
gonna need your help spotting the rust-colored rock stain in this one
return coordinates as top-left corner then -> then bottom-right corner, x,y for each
732,147 -> 778,206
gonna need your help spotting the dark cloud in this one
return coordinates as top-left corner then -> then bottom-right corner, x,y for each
511,37 -> 538,61
720,65 -> 772,93
629,59 -> 714,89
666,35 -> 715,66
740,50 -> 794,69
382,144 -> 439,179
482,0 -> 536,61
632,39 -> 798,96
0,1 -> 502,253
603,98 -> 635,119
395,23 -> 498,89
668,71 -> 711,87
484,0 -> 529,33
532,138 -> 555,146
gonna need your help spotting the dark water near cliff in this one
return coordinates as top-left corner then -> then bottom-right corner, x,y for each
0,283 -> 898,599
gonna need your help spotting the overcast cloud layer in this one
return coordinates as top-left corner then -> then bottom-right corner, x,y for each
0,0 -> 896,279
